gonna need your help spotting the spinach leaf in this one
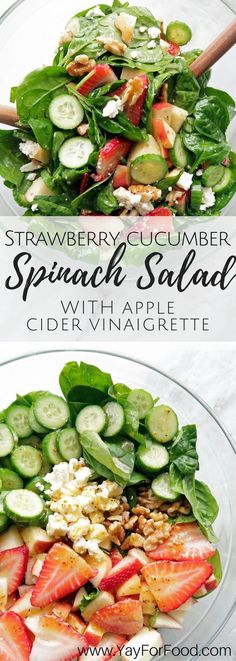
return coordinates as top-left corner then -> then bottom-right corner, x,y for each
170,69 -> 200,113
80,432 -> 133,482
0,131 -> 25,186
15,67 -> 70,122
96,183 -> 119,214
182,49 -> 202,66
183,133 -> 230,168
108,383 -> 131,401
142,75 -> 155,132
105,438 -> 135,474
72,176 -> 111,211
174,514 -> 196,524
60,360 -> 113,399
29,118 -> 53,150
32,195 -> 74,216
123,402 -> 140,435
169,424 -> 199,475
169,464 -> 184,494
125,486 -> 137,508
194,96 -> 230,142
205,87 -> 235,120
128,470 -> 149,485
80,588 -> 100,612
213,182 -> 236,213
208,549 -> 222,585
182,475 -> 219,542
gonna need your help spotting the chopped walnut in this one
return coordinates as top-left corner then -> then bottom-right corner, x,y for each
122,533 -> 144,550
97,36 -> 127,55
143,524 -> 171,552
128,185 -> 162,202
124,515 -> 138,530
107,521 -> 125,546
77,123 -> 89,136
137,487 -> 164,510
66,55 -> 96,77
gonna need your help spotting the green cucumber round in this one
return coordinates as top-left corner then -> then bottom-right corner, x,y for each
57,427 -> 82,461
42,431 -> 62,465
170,135 -> 188,169
103,402 -> 125,437
127,389 -> 153,420
191,183 -> 202,211
0,423 -> 15,457
0,468 -> 24,490
11,445 -> 43,479
151,472 -> 181,501
6,405 -> 33,438
49,94 -> 84,130
202,165 -> 225,188
4,489 -> 44,524
76,405 -> 107,435
33,394 -> 69,430
213,168 -> 233,193
166,21 -> 192,46
146,404 -> 178,443
130,154 -> 168,185
29,407 -> 48,434
59,137 -> 94,169
136,442 -> 169,474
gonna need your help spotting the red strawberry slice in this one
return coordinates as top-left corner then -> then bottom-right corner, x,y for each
147,523 -> 215,562
92,598 -> 143,636
147,207 -> 173,217
78,64 -> 117,97
80,633 -> 127,661
30,614 -> 88,661
141,560 -> 213,612
99,555 -> 142,592
96,137 -> 131,179
0,545 -> 28,595
166,41 -> 180,56
111,74 -> 149,126
0,611 -> 32,661
31,542 -> 96,607
80,172 -> 91,194
113,164 -> 130,189
125,214 -> 174,238
110,548 -> 123,567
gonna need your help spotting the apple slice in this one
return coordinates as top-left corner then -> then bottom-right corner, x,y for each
85,550 -> 112,588
121,627 -> 163,661
170,106 -> 188,132
21,527 -> 54,556
84,621 -> 105,646
0,576 -> 8,610
18,585 -> 32,597
32,554 -> 47,577
12,588 -> 41,617
80,633 -> 127,661
25,558 -> 37,585
82,591 -> 115,622
72,586 -> 87,611
116,574 -> 141,598
152,119 -> 176,148
152,102 -> 173,124
25,614 -> 41,636
68,613 -> 86,635
128,549 -> 150,566
52,602 -> 71,620
0,525 -> 24,551
25,177 -> 53,204
151,612 -> 182,629
168,597 -> 194,624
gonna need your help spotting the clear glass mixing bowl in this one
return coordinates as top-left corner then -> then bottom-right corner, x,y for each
0,0 -> 235,214
0,348 -> 235,659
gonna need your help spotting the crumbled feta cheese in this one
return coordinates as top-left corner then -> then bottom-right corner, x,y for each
35,481 -> 44,492
160,38 -> 169,53
86,6 -> 104,18
19,140 -> 40,160
47,513 -> 68,538
168,186 -> 173,192
200,187 -> 216,211
177,171 -> 193,191
114,187 -> 141,210
135,200 -> 154,215
148,26 -> 161,39
27,173 -> 37,181
147,40 -> 156,49
139,25 -> 147,33
102,97 -> 123,119
196,168 -> 203,176
130,50 -> 139,60
31,204 -> 38,212
20,161 -> 41,173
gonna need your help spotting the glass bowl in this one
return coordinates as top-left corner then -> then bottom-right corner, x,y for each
0,0 -> 236,215
0,348 -> 235,658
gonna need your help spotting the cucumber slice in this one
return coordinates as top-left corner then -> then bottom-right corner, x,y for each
76,405 -> 107,435
152,472 -> 181,501
166,21 -> 192,46
170,135 -> 188,168
42,431 -> 62,465
103,402 -> 125,437
0,491 -> 10,532
29,407 -> 48,434
191,183 -> 202,211
33,394 -> 69,430
39,454 -> 52,477
59,137 -> 94,169
11,445 -> 42,479
127,390 -> 153,420
6,405 -> 33,438
4,489 -> 44,524
49,94 -> 84,130
0,468 -> 23,490
0,424 -> 15,457
146,405 -> 178,443
57,428 -> 82,461
130,154 -> 168,185
136,442 -> 169,474
213,168 -> 233,193
202,165 -> 225,188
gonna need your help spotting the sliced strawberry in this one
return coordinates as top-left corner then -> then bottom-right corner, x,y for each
30,614 -> 88,661
99,555 -> 142,592
96,137 -> 131,180
0,545 -> 28,595
110,548 -> 123,567
80,633 -> 127,661
31,543 -> 96,607
0,611 -> 32,661
141,560 -> 213,612
148,523 -> 215,562
125,214 -> 174,237
84,622 -> 105,646
68,613 -> 86,635
92,598 -> 143,636
167,41 -> 180,56
147,207 -> 173,217
111,74 -> 149,126
79,172 -> 91,194
78,64 -> 117,97
113,164 -> 130,189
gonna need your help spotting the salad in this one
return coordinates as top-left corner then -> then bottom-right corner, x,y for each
0,1 -> 236,217
0,359 -> 222,660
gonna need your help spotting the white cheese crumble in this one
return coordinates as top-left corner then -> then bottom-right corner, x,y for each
26,173 -> 37,181
168,186 -> 173,192
139,25 -> 147,33
20,161 -> 41,173
130,50 -> 139,59
148,26 -> 161,39
147,40 -> 156,49
177,171 -> 193,191
19,140 -> 40,160
200,187 -> 216,211
31,204 -> 38,212
196,168 -> 203,176
102,96 -> 123,119
135,200 -> 154,215
114,187 -> 141,210
86,6 -> 105,18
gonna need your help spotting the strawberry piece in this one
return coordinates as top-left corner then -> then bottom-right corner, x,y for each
167,41 -> 180,56
80,633 -> 127,661
0,611 -> 32,661
111,74 -> 149,126
31,542 -> 96,607
78,64 -> 117,97
99,555 -> 142,592
147,207 -> 173,217
79,172 -> 91,194
68,613 -> 86,635
141,560 -> 213,612
125,215 -> 174,237
84,621 -> 105,646
113,164 -> 130,189
96,137 -> 131,179
30,614 -> 88,661
147,523 -> 215,562
110,548 -> 123,567
92,598 -> 143,636
0,545 -> 28,595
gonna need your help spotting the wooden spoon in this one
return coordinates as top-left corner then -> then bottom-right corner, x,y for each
0,18 -> 236,127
